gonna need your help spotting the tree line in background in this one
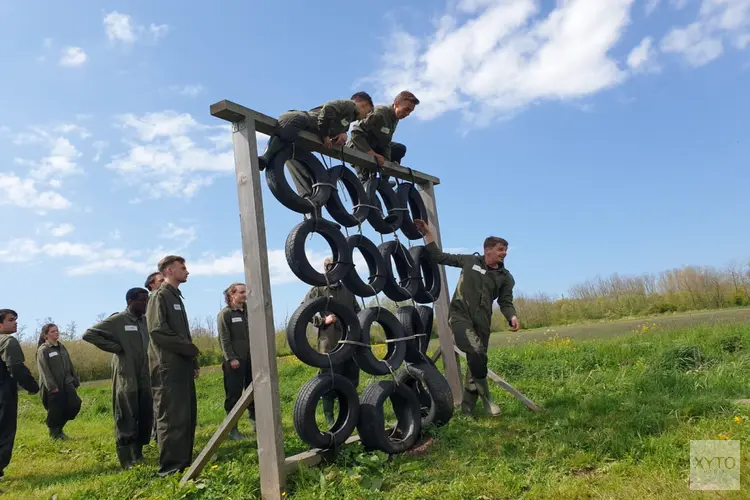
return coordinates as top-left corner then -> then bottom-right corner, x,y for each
12,262 -> 750,383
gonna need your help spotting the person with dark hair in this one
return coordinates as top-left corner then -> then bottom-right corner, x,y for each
217,282 -> 254,440
82,288 -> 152,468
413,219 -> 519,418
36,323 -> 81,439
300,258 -> 361,426
257,91 -> 375,170
0,309 -> 39,483
147,255 -> 201,477
347,90 -> 420,185
145,272 -> 164,292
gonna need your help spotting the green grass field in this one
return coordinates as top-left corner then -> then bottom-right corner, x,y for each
3,321 -> 750,499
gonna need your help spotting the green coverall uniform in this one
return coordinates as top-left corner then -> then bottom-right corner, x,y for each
217,305 -> 255,438
347,104 -> 407,183
302,282 -> 362,425
425,242 -> 517,416
36,340 -> 82,437
0,335 -> 39,480
82,309 -> 153,468
146,283 -> 200,477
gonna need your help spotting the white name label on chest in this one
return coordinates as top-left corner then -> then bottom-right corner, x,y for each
173,304 -> 182,311
49,351 -> 59,357
472,264 -> 486,275
124,325 -> 138,331
231,317 -> 243,323
380,126 -> 390,134
340,118 -> 349,126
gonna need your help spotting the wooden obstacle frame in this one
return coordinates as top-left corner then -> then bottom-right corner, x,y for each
179,100 -> 542,499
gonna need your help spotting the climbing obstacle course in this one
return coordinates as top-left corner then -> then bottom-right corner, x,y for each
179,100 -> 541,499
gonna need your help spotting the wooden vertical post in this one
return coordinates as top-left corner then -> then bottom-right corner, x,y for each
418,182 -> 463,405
230,118 -> 286,499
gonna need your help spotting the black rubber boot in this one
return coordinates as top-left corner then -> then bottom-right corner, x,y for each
258,136 -> 284,171
116,445 -> 136,469
321,393 -> 336,428
228,426 -> 244,441
133,444 -> 145,462
475,378 -> 502,417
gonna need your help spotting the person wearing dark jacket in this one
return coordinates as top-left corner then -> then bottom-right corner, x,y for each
36,323 -> 82,439
0,309 -> 39,483
414,219 -> 519,417
146,255 -> 201,477
82,288 -> 152,468
144,271 -> 164,444
217,283 -> 255,440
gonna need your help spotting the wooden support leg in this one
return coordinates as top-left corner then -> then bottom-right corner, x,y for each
180,385 -> 256,486
453,346 -> 543,413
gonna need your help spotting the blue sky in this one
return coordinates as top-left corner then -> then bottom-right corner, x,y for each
1,0 -> 749,336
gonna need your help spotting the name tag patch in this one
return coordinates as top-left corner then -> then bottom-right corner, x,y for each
173,304 -> 182,311
380,126 -> 390,134
231,317 -> 243,323
124,325 -> 138,331
340,118 -> 349,126
49,351 -> 59,357
472,264 -> 486,275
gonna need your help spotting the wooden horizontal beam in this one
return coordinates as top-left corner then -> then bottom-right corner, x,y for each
210,99 -> 441,186
284,435 -> 361,475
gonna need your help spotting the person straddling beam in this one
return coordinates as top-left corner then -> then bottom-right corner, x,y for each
0,309 -> 39,486
82,288 -> 153,469
301,257 -> 362,426
258,92 -> 375,171
217,283 -> 255,440
413,219 -> 520,417
147,255 -> 201,477
346,90 -> 420,187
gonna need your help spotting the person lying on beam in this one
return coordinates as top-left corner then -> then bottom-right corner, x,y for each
258,92 -> 375,170
413,218 -> 519,418
346,90 -> 419,187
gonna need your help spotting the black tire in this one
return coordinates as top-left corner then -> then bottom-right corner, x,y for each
285,218 -> 352,287
286,296 -> 361,368
357,380 -> 422,454
397,306 -> 429,364
396,183 -> 428,240
409,245 -> 441,303
341,234 -> 387,297
395,362 -> 454,428
266,145 -> 333,214
379,240 -> 421,302
325,165 -> 370,228
365,177 -> 404,234
293,373 -> 360,449
354,307 -> 407,376
417,305 -> 434,348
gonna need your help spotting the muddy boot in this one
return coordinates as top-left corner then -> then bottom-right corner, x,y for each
258,136 -> 284,171
461,372 -> 479,416
228,426 -> 244,441
133,444 -> 145,462
322,394 -> 336,428
475,378 -> 502,417
116,445 -> 136,469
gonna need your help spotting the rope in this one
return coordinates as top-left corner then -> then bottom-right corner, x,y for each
311,181 -> 338,190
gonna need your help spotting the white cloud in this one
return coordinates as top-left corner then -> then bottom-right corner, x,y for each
47,223 -> 75,237
59,47 -> 87,67
162,222 -> 197,246
0,174 -> 71,212
106,110 -> 235,198
92,140 -> 108,162
627,36 -> 660,72
659,0 -> 750,66
646,0 -> 660,15
110,230 -> 122,240
365,0 -> 636,126
104,11 -> 169,44
16,136 -> 83,182
171,84 -> 204,98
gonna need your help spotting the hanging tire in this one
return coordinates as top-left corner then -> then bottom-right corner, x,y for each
409,245 -> 441,303
341,234 -> 387,297
417,305 -> 434,349
397,306 -> 429,364
266,145 -> 333,214
379,240 -> 421,302
286,296 -> 360,368
397,183 -> 428,240
395,362 -> 454,428
354,307 -> 407,376
285,218 -> 352,287
325,164 -> 370,227
365,177 -> 404,234
357,380 -> 422,454
293,373 -> 360,449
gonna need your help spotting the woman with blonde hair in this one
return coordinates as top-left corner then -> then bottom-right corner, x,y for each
36,323 -> 81,439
